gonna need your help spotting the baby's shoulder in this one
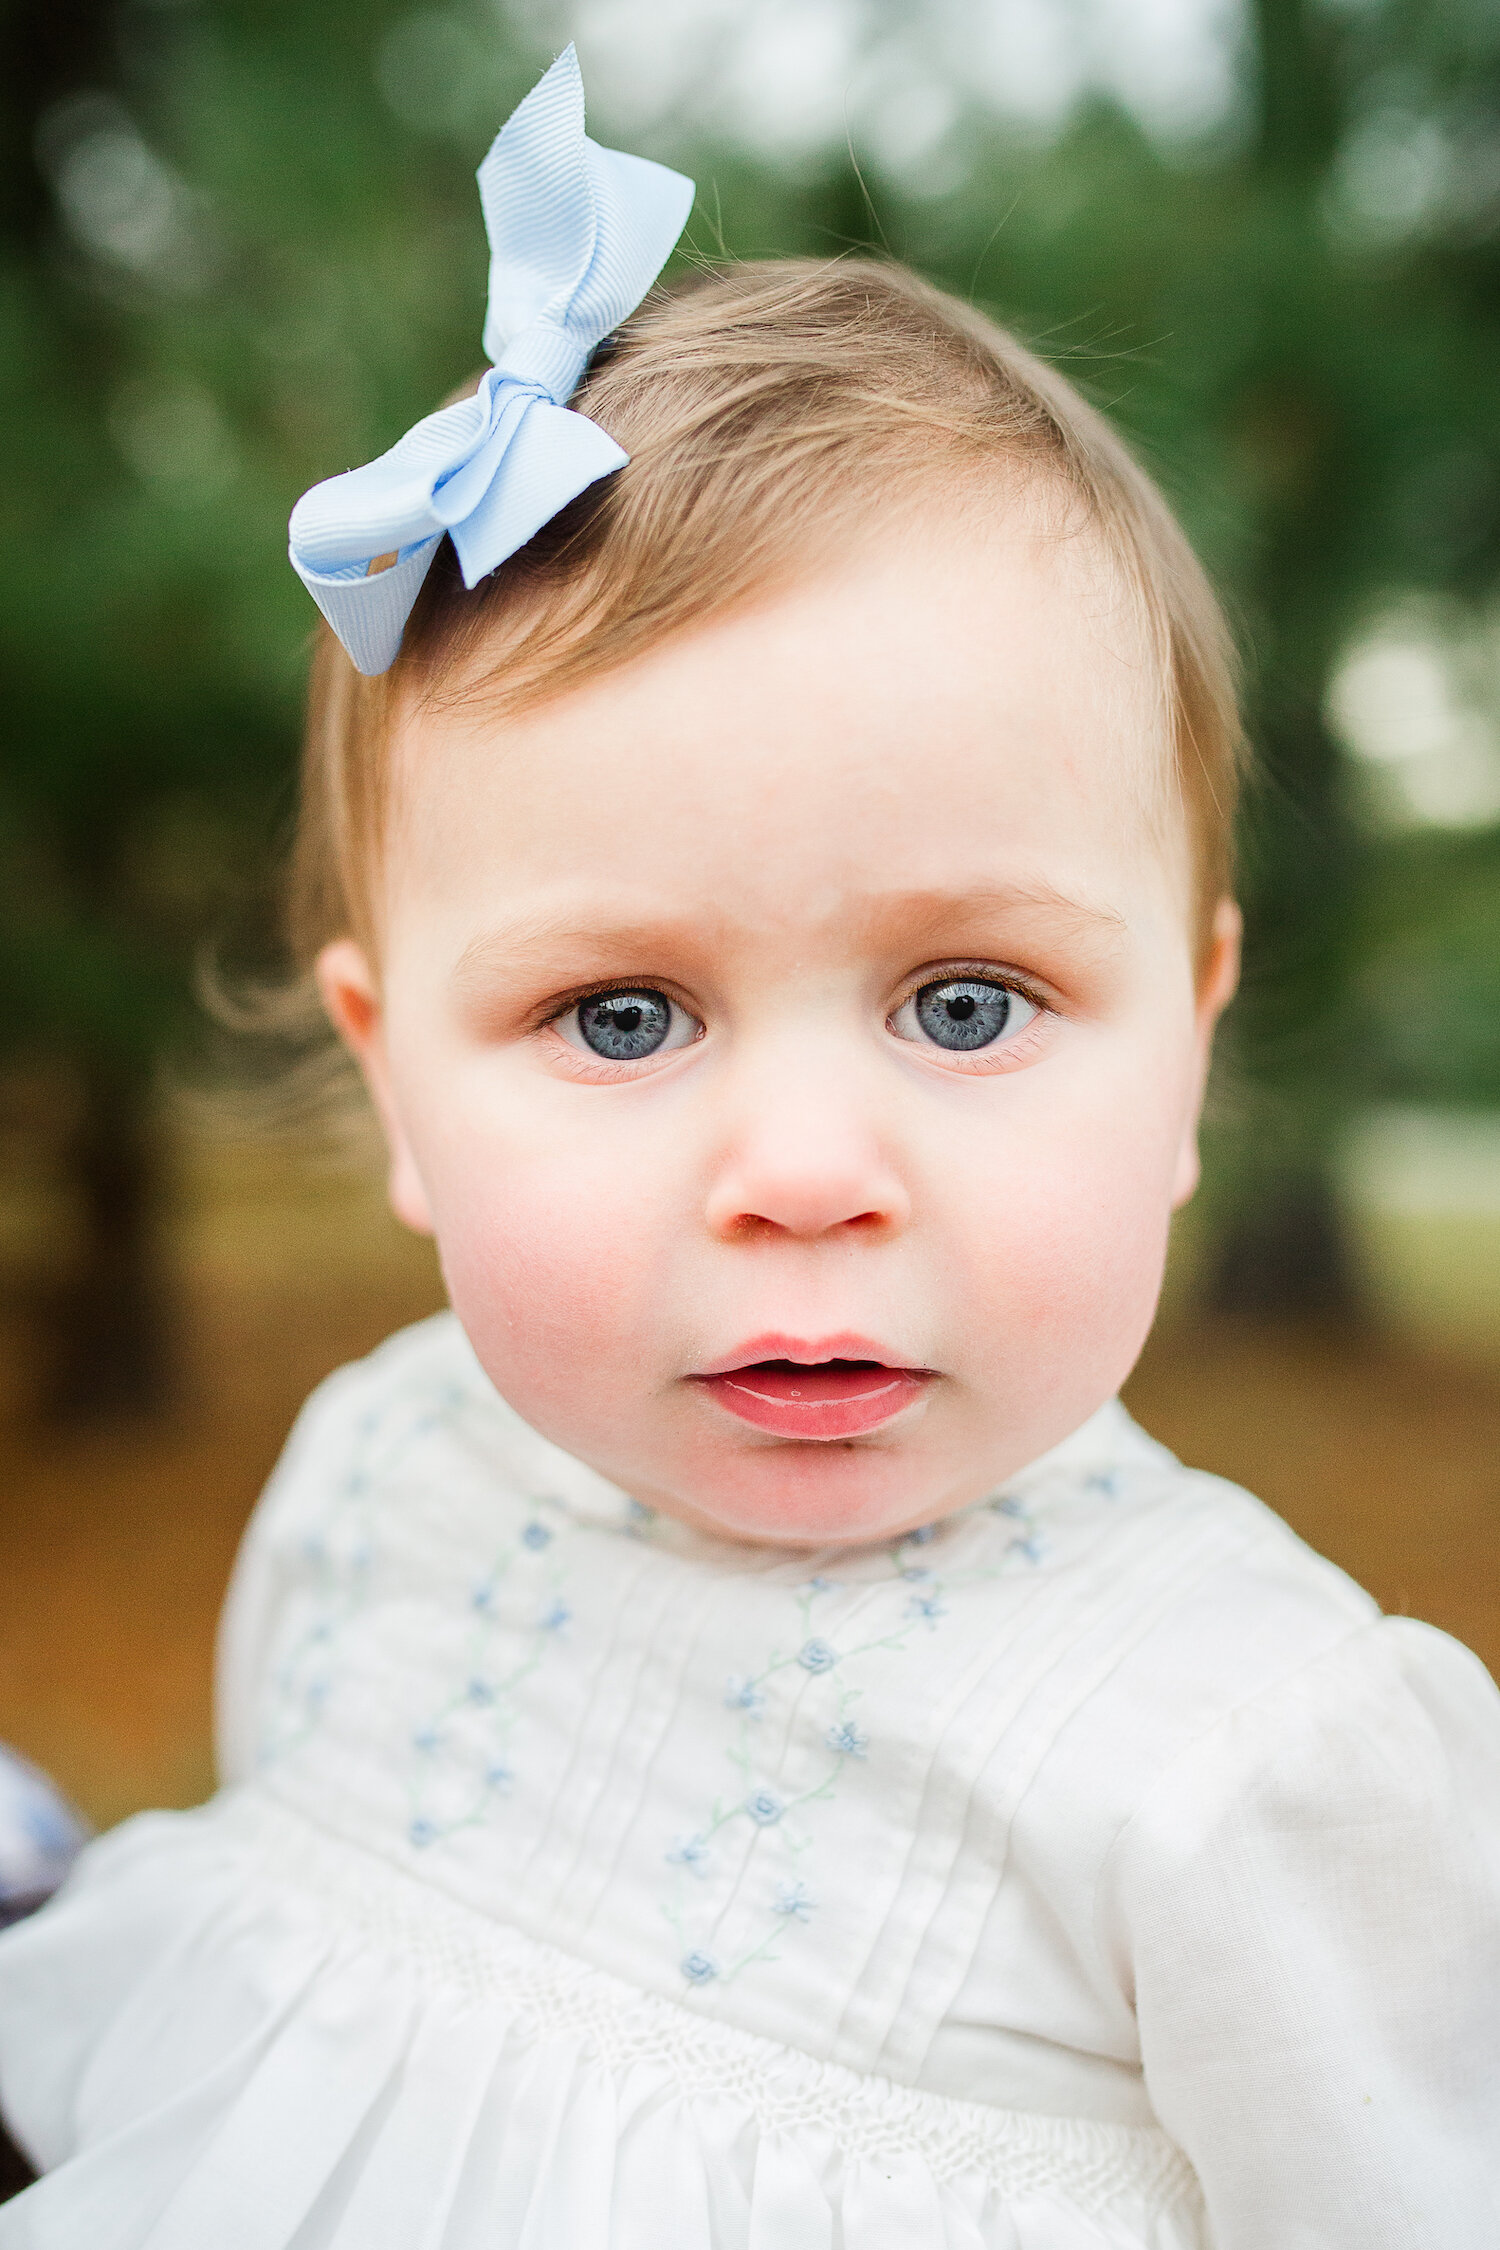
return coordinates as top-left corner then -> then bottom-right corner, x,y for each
1047,1411 -> 1500,1835
1037,1400 -> 1381,1676
278,1309 -> 486,1451
249,1311 -> 532,1532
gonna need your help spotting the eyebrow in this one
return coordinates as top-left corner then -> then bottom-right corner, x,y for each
449,879 -> 1129,993
876,881 -> 1129,950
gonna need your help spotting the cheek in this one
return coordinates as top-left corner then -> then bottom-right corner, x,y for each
942,1057 -> 1184,1399
410,1085 -> 682,1433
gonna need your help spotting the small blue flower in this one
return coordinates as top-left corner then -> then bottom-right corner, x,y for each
484,1760 -> 513,1791
993,1495 -> 1026,1519
305,1678 -> 329,1710
412,1725 -> 441,1753
521,1521 -> 552,1551
904,1523 -> 939,1546
627,1498 -> 655,1524
744,1787 -> 785,1826
906,1590 -> 947,1624
1086,1471 -> 1120,1499
681,1950 -> 719,1985
409,1816 -> 437,1849
773,1879 -> 815,1921
802,1574 -> 837,1595
667,1832 -> 713,1875
724,1674 -> 766,1714
467,1677 -> 495,1705
797,1638 -> 838,1674
540,1598 -> 572,1632
900,1564 -> 933,1583
471,1583 -> 495,1613
1008,1535 -> 1044,1565
825,1718 -> 868,1759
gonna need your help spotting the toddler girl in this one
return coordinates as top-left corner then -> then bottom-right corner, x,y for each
1,47 -> 1496,2250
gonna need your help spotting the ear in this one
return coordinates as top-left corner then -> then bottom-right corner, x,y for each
315,939 -> 435,1236
1171,897 -> 1242,1210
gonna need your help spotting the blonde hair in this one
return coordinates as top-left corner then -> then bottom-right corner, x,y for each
291,259 -> 1243,976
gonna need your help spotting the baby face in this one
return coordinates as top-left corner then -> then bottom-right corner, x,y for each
322,502 -> 1238,1547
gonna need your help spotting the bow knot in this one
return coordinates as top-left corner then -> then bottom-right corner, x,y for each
288,46 -> 694,677
493,322 -> 592,402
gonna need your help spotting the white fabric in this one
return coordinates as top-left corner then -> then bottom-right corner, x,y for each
0,1310 -> 1496,2246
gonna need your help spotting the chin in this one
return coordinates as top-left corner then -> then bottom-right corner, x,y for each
666,1439 -> 965,1551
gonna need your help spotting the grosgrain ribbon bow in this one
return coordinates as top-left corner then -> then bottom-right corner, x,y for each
287,46 -> 694,677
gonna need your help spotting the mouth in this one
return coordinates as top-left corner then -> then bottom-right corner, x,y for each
690,1334 -> 935,1442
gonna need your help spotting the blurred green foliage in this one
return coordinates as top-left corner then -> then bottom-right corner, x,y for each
1,0 -> 1498,1403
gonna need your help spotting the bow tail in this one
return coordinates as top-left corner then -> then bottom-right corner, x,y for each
290,536 -> 445,679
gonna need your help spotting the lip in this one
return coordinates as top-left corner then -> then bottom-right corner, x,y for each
690,1334 -> 935,1442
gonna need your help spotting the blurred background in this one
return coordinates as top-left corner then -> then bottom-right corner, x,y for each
0,0 -> 1497,1830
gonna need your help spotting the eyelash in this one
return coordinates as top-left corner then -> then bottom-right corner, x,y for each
889,962 -> 1050,1022
537,981 -> 696,1034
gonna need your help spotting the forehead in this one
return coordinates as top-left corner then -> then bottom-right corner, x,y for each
387,504 -> 1186,946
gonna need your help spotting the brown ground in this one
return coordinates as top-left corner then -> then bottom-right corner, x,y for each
1,1256 -> 1497,1832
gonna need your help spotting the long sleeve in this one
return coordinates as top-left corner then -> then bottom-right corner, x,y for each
1104,1617 -> 1500,2248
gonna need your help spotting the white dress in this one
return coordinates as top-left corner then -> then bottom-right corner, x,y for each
0,1312 -> 1497,2249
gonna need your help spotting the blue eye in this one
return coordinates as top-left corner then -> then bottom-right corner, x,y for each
575,990 -> 673,1060
562,989 -> 704,1064
896,978 -> 1036,1054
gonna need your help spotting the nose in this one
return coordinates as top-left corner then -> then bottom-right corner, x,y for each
702,1052 -> 911,1242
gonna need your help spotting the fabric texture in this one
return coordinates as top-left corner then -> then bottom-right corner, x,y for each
0,1311 -> 1496,2247
286,46 -> 694,675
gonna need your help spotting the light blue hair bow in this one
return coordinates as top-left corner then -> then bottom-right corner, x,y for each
288,46 -> 695,677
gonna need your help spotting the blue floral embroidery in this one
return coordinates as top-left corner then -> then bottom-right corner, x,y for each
988,1488 -> 1046,1562
666,1577 -> 904,1984
665,1489 -> 1052,1987
396,1492 -> 577,1850
796,1637 -> 838,1673
263,1385 -> 473,1766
